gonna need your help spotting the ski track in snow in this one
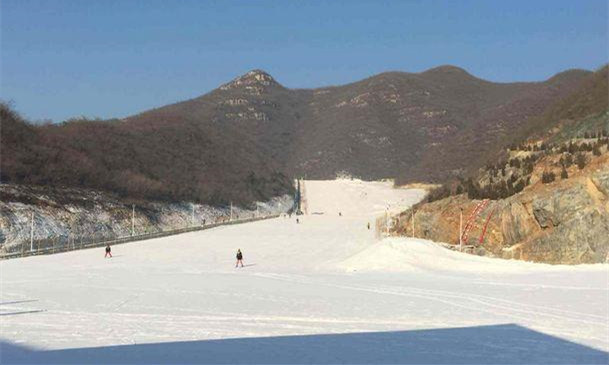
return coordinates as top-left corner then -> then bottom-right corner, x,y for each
1,179 -> 608,363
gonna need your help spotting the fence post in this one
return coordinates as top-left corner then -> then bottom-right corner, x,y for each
459,208 -> 463,252
385,208 -> 389,237
191,205 -> 195,227
30,211 -> 34,252
411,210 -> 415,238
131,204 -> 135,236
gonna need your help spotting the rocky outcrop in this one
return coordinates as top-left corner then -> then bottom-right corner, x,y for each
219,70 -> 279,94
507,171 -> 608,263
394,169 -> 609,264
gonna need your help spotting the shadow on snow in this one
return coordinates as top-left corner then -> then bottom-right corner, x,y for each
1,324 -> 607,364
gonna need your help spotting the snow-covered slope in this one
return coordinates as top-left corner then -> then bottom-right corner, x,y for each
1,180 -> 607,364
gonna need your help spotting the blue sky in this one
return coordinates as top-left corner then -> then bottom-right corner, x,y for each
1,0 -> 607,122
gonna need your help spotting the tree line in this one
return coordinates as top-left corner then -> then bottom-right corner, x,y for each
427,135 -> 607,203
1,103 -> 294,207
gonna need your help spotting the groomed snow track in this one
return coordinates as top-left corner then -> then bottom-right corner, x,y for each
1,180 -> 608,364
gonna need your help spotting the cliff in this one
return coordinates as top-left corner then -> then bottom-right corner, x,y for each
394,154 -> 609,264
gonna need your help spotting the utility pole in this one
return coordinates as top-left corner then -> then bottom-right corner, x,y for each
131,204 -> 135,236
411,210 -> 415,238
296,179 -> 302,214
459,208 -> 463,252
385,207 -> 389,236
30,211 -> 34,251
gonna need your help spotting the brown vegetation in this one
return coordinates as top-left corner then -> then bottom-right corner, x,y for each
1,103 -> 293,207
2,65 -> 606,207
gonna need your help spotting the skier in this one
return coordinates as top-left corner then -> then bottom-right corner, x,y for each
339,212 -> 342,217
235,249 -> 244,268
105,244 -> 112,258
367,222 -> 370,230
296,218 -> 300,224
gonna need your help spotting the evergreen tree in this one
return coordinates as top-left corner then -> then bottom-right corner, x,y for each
564,153 -> 573,167
541,171 -> 555,184
456,185 -> 463,195
575,153 -> 587,170
514,179 -> 525,193
568,142 -> 576,154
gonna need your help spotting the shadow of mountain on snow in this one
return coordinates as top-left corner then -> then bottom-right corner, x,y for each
1,324 -> 607,364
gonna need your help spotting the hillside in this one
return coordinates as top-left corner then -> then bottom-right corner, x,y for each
500,65 -> 609,147
392,66 -> 609,264
1,103 -> 293,207
0,66 -> 595,206
0,183 -> 292,254
127,67 -> 592,183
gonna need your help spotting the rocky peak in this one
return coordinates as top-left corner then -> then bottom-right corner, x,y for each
220,69 -> 280,93
244,69 -> 275,82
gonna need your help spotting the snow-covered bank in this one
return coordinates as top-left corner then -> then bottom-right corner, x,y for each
339,237 -> 609,274
1,180 -> 607,364
0,184 -> 292,253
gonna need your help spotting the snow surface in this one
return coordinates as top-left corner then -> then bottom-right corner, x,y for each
1,179 -> 608,364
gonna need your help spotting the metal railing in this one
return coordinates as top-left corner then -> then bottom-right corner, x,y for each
0,214 -> 280,260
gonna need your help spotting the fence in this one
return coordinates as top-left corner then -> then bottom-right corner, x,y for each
0,214 -> 280,260
375,211 -> 401,240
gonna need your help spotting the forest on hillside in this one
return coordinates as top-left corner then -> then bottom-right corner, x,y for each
0,103 -> 293,207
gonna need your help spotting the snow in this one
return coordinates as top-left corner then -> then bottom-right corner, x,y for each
1,179 -> 608,364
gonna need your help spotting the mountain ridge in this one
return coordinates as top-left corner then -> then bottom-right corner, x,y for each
124,66 -> 594,121
1,65 -> 599,206
162,64 -> 590,181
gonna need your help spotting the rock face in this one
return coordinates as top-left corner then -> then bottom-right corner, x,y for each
394,169 -> 609,264
0,184 -> 293,254
507,171 -> 609,263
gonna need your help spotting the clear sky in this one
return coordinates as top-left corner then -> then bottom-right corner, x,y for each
1,0 -> 607,122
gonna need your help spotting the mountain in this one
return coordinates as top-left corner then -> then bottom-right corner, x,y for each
514,65 -> 608,143
126,67 -> 591,182
0,66 -> 595,206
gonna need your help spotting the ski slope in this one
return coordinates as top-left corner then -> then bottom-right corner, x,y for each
1,180 -> 608,364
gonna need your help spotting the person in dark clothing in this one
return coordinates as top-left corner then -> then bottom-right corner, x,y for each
236,249 -> 244,268
367,222 -> 370,230
296,218 -> 299,224
105,244 -> 112,258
